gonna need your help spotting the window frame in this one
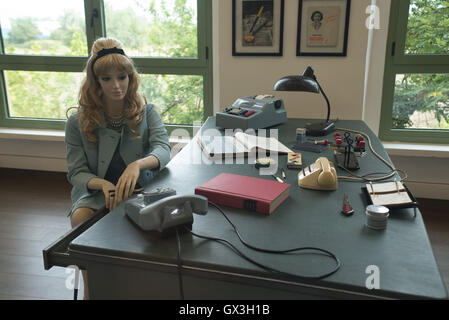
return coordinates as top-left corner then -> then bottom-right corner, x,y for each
0,0 -> 213,135
379,0 -> 449,143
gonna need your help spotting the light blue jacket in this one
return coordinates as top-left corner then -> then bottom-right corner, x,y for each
64,104 -> 171,214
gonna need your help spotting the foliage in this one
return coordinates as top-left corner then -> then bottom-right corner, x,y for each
7,17 -> 41,44
3,0 -> 201,125
393,0 -> 449,129
5,70 -> 82,119
105,0 -> 200,124
405,0 -> 449,54
49,12 -> 87,51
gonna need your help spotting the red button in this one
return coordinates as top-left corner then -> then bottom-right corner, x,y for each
245,110 -> 255,117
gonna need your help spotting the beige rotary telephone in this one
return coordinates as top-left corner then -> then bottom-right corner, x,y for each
298,157 -> 338,190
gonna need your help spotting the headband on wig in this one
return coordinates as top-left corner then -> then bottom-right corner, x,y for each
91,47 -> 126,76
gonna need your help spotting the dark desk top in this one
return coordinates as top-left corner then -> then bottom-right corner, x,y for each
69,118 -> 448,299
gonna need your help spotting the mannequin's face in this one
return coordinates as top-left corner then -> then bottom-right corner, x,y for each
98,69 -> 129,103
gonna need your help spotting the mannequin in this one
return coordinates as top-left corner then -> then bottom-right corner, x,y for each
65,37 -> 171,299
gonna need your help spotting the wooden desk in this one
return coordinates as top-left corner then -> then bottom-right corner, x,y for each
44,118 -> 448,299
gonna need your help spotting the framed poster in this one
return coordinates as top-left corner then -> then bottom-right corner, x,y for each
232,0 -> 285,56
296,0 -> 351,56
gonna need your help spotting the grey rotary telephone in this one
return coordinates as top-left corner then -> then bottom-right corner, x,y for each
125,187 -> 208,234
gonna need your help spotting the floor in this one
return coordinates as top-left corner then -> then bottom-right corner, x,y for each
0,168 -> 81,300
0,168 -> 448,300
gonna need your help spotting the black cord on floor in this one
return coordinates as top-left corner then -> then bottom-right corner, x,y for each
73,267 -> 80,300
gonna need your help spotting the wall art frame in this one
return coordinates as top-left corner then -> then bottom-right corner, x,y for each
232,0 -> 285,56
296,0 -> 351,56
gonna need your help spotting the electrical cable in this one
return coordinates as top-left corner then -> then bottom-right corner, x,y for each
175,228 -> 185,300
337,164 -> 408,182
72,267 -> 80,300
186,201 -> 341,281
335,127 -> 407,182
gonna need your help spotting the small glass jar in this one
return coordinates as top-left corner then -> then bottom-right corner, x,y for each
365,205 -> 389,230
296,128 -> 306,143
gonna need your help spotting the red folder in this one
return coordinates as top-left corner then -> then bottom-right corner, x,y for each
195,173 -> 290,214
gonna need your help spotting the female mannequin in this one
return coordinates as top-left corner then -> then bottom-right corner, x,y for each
65,37 -> 171,298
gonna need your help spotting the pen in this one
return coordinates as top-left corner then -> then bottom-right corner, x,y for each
281,169 -> 286,180
272,175 -> 284,183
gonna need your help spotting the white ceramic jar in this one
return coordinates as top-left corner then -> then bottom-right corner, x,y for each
366,205 -> 390,230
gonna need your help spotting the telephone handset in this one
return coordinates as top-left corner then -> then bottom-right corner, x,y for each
298,157 -> 338,190
125,189 -> 208,234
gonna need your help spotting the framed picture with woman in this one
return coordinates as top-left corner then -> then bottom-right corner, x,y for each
296,0 -> 351,56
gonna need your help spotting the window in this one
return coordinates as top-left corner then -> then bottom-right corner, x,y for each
0,0 -> 212,133
379,0 -> 449,143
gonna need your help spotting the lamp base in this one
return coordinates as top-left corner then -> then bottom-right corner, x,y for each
306,121 -> 335,136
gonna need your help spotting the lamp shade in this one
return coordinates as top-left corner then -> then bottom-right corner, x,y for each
273,67 -> 319,93
272,66 -> 335,136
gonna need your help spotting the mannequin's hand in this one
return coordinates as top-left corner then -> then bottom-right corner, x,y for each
113,161 -> 140,209
101,180 -> 116,210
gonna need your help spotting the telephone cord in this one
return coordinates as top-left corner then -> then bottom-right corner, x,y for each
186,201 -> 341,281
175,228 -> 185,300
334,127 -> 407,182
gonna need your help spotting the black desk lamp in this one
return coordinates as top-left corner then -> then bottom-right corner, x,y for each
274,66 -> 335,136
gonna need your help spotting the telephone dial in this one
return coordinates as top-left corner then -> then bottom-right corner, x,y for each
298,157 -> 338,191
125,187 -> 208,235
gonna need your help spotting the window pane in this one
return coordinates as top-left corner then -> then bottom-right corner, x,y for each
140,74 -> 203,125
405,0 -> 449,55
104,0 -> 198,58
0,0 -> 87,56
392,74 -> 449,130
4,71 -> 84,119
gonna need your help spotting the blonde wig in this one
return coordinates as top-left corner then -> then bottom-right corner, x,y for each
77,38 -> 144,142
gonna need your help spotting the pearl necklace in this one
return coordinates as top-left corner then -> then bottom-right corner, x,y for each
106,115 -> 124,131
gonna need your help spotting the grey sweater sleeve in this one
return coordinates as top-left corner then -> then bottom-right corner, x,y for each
64,114 -> 98,192
145,104 -> 171,170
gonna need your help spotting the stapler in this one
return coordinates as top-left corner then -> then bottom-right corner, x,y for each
298,157 -> 338,190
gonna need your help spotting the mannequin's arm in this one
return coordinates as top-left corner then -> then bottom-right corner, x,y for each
65,115 -> 97,193
87,177 -> 113,191
145,104 -> 171,170
87,177 -> 116,209
134,154 -> 160,171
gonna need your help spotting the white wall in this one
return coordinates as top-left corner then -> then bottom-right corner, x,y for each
362,0 -> 390,135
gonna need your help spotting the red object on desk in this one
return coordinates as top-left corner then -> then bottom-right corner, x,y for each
195,173 -> 290,214
244,110 -> 255,117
